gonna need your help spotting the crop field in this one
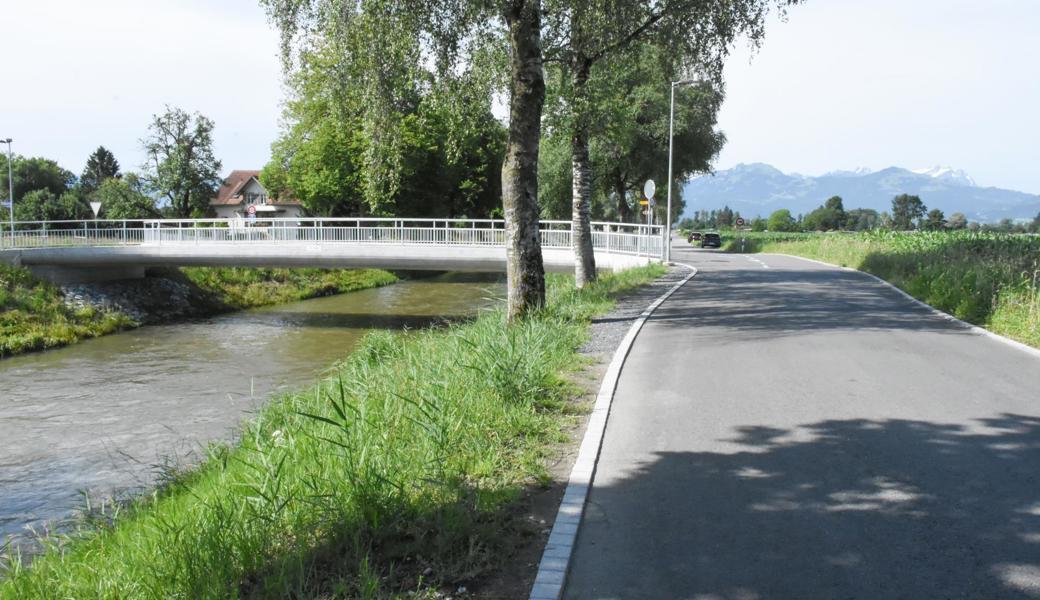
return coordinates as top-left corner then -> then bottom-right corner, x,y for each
721,230 -> 1040,349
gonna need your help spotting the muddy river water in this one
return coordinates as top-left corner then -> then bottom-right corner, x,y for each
0,273 -> 504,544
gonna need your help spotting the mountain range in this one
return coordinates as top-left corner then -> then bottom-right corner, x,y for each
681,163 -> 1040,222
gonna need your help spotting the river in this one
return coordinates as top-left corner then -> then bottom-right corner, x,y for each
0,273 -> 504,545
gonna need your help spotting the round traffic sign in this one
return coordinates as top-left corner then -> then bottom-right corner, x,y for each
246,205 -> 257,216
643,179 -> 656,200
735,217 -> 745,226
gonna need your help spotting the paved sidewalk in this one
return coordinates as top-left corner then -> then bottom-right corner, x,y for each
563,242 -> 1040,599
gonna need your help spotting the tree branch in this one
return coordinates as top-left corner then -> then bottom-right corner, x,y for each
588,8 -> 666,65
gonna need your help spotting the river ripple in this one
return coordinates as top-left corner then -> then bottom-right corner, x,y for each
0,273 -> 504,544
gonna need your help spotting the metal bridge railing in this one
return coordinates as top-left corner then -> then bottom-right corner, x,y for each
0,218 -> 664,259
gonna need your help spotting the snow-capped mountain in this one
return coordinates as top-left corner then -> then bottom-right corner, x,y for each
824,167 -> 874,178
911,166 -> 976,187
682,163 -> 1040,222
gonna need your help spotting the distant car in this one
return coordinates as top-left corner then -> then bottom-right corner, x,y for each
687,232 -> 703,243
700,232 -> 722,248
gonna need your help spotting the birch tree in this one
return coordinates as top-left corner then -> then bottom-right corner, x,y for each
261,0 -> 548,321
542,0 -> 801,286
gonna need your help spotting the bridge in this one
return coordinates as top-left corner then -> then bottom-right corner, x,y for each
0,218 -> 665,283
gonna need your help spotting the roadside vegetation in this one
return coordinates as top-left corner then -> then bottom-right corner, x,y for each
0,264 -> 665,598
181,267 -> 398,311
0,264 -> 134,357
720,230 -> 1040,348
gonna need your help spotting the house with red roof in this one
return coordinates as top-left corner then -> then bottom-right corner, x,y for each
210,170 -> 304,220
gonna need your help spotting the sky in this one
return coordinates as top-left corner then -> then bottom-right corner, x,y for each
3,0 -> 1039,194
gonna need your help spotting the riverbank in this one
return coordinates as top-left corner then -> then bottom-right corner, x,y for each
722,231 -> 1040,349
0,266 -> 397,358
0,265 -> 666,599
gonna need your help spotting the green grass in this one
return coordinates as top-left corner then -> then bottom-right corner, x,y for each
0,265 -> 134,357
180,267 -> 399,310
0,264 -> 667,599
721,230 -> 1040,348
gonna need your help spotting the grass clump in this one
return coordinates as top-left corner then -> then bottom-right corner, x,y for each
0,264 -> 667,599
181,267 -> 398,310
0,265 -> 133,357
722,230 -> 1040,348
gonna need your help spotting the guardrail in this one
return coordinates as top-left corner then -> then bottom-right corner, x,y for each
0,218 -> 665,259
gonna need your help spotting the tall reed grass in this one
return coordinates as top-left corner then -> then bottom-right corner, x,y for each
0,265 -> 666,598
724,231 -> 1040,348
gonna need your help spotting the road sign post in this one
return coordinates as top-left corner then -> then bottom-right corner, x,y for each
643,180 -> 657,258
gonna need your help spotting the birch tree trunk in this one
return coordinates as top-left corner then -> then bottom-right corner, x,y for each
501,0 -> 546,321
570,60 -> 597,288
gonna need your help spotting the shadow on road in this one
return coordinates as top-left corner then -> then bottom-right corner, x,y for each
572,414 -> 1040,599
646,268 -> 971,342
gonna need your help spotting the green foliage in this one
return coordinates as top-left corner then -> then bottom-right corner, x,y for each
0,265 -> 665,598
845,208 -> 881,231
142,106 -> 222,218
0,154 -> 75,203
947,212 -> 968,230
14,188 -> 90,222
767,208 -> 797,232
93,175 -> 159,219
0,265 -> 133,357
80,147 -> 121,195
261,41 -> 505,218
923,208 -> 946,231
540,43 -> 725,222
890,193 -> 927,230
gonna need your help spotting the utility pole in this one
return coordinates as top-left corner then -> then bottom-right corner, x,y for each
2,138 -> 12,246
666,79 -> 701,262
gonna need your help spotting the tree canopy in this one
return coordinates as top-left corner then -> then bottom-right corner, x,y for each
80,146 -> 121,195
0,155 -> 75,202
142,106 -> 222,218
891,194 -> 927,230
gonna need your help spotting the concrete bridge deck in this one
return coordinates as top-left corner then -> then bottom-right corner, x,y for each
0,218 -> 664,282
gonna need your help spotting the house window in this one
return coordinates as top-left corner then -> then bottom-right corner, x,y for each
244,193 -> 267,205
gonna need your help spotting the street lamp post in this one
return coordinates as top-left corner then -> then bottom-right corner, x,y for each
2,138 -> 12,246
665,79 -> 701,262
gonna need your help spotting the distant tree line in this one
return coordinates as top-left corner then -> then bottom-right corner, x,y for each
0,107 -> 223,222
679,194 -> 1040,234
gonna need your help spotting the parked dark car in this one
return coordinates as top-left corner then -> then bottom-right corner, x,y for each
687,232 -> 703,243
700,232 -> 722,248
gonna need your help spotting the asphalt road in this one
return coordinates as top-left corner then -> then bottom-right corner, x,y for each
564,241 -> 1040,599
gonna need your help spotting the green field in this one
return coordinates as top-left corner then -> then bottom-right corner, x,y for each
720,230 -> 1040,349
0,265 -> 666,599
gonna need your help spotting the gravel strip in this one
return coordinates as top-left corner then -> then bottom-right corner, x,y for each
580,265 -> 691,357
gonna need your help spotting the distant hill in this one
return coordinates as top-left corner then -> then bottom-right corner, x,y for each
682,163 -> 1040,222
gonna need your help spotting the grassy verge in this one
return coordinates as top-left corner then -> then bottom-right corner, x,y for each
722,231 -> 1040,348
0,265 -> 135,357
181,267 -> 398,311
0,264 -> 668,599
